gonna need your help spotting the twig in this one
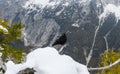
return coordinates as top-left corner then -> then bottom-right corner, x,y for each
88,59 -> 120,71
83,49 -> 88,62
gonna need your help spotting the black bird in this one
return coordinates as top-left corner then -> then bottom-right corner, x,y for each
52,33 -> 67,46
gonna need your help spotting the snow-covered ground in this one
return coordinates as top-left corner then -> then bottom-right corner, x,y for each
5,47 -> 90,74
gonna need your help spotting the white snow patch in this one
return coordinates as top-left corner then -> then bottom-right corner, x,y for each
5,47 -> 90,74
0,53 -> 2,57
47,1 -> 61,9
72,20 -> 80,28
0,46 -> 4,50
24,0 -> 61,9
78,0 -> 91,4
24,0 -> 50,8
22,32 -> 28,46
7,1 -> 11,6
56,8 -> 65,16
63,2 -> 69,6
72,23 -> 80,28
0,25 -> 8,33
48,1 -> 60,6
99,4 -> 120,23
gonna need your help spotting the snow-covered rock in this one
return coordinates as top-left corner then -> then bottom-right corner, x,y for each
5,47 -> 90,74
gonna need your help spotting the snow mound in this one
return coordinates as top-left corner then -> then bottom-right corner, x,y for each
5,47 -> 90,74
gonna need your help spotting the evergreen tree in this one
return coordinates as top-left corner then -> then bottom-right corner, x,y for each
0,18 -> 25,63
98,49 -> 120,74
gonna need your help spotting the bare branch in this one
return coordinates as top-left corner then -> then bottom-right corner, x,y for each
83,49 -> 87,61
88,59 -> 120,71
59,44 -> 67,53
86,49 -> 93,66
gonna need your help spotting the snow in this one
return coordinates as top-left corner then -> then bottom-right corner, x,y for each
5,47 -> 90,74
24,0 -> 50,8
0,25 -> 8,33
72,23 -> 80,28
55,1 -> 78,16
99,4 -> 120,22
48,1 -> 60,6
72,20 -> 80,28
7,1 -> 11,6
22,32 -> 28,46
24,0 -> 60,9
0,46 -> 4,50
78,0 -> 91,4
56,8 -> 65,16
63,2 -> 69,6
0,52 -> 2,57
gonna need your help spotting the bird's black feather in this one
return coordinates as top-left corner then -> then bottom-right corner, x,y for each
52,33 -> 67,46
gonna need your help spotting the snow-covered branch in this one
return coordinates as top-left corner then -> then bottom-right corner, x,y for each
88,59 -> 120,71
0,25 -> 8,34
